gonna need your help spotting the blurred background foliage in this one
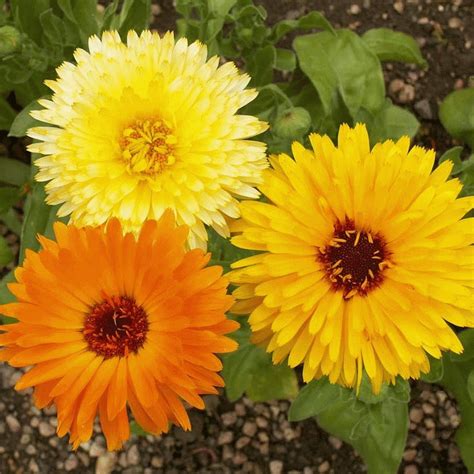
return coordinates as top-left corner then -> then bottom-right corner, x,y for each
0,1 -> 473,472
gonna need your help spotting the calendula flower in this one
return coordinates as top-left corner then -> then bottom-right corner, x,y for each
28,30 -> 268,249
229,124 -> 474,393
0,211 -> 237,449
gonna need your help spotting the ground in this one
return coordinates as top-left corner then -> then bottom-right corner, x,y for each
1,0 -> 473,473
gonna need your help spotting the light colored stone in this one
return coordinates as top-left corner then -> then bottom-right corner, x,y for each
218,431 -> 234,445
393,1 -> 404,13
64,455 -> 78,471
448,17 -> 462,28
126,445 -> 140,465
38,421 -> 56,437
328,436 -> 342,450
269,460 -> 284,474
221,412 -> 237,426
348,4 -> 361,14
403,449 -> 417,462
28,459 -> 40,473
404,465 -> 418,474
151,456 -> 163,468
242,421 -> 257,437
235,436 -> 250,449
318,461 -> 330,473
95,453 -> 117,474
6,415 -> 21,433
409,407 -> 423,423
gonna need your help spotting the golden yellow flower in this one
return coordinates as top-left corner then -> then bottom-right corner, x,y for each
229,124 -> 474,393
28,30 -> 268,248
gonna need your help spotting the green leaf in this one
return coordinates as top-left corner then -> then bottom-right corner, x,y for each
288,377 -> 351,421
294,30 -> 385,118
357,100 -> 419,143
317,388 -> 408,474
0,270 -> 17,323
72,0 -> 99,39
421,355 -> 444,383
468,370 -> 474,404
275,48 -> 296,72
222,321 -> 298,402
39,9 -> 67,47
438,146 -> 463,171
0,96 -> 16,131
8,96 -> 48,137
362,28 -> 427,67
115,0 -> 152,37
10,0 -> 51,44
207,228 -> 256,272
439,329 -> 474,472
246,44 -> 276,87
0,158 -> 30,186
271,10 -> 334,43
0,208 -> 22,235
0,235 -> 13,266
130,420 -> 149,436
0,186 -> 21,214
19,182 -> 58,263
439,88 -> 474,150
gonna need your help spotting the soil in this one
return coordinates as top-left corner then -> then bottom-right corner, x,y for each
1,0 -> 473,473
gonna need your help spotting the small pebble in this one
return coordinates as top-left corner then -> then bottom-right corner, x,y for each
269,459 -> 284,474
38,421 -> 56,437
242,421 -> 257,437
218,431 -> 234,445
393,1 -> 404,14
6,415 -> 21,433
404,465 -> 418,474
318,461 -> 330,473
409,407 -> 423,423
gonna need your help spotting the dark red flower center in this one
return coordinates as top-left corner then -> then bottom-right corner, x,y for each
318,221 -> 390,299
83,295 -> 149,358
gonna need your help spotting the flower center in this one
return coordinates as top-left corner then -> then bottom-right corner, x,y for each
318,221 -> 391,299
83,295 -> 149,358
120,118 -> 177,176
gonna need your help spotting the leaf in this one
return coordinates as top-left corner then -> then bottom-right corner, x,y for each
222,321 -> 298,402
317,387 -> 409,474
0,186 -> 21,214
468,370 -> 474,404
0,158 -> 30,186
207,228 -> 256,272
362,28 -> 427,67
357,100 -> 419,143
294,30 -> 385,118
439,88 -> 474,150
275,48 -> 296,72
288,377 -> 351,421
0,208 -> 22,235
130,420 -> 149,436
10,0 -> 51,44
115,0 -> 152,37
421,355 -> 444,383
438,146 -> 463,171
39,9 -> 67,47
246,44 -> 276,87
271,10 -> 334,43
8,96 -> 48,137
0,235 -> 13,266
0,270 -> 16,324
0,96 -> 16,131
19,182 -> 58,263
439,329 -> 474,472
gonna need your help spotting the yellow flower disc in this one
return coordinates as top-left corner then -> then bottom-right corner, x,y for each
28,31 -> 268,248
229,124 -> 474,393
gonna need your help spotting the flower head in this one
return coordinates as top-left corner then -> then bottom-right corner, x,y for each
28,30 -> 268,249
229,124 -> 474,393
0,211 -> 237,449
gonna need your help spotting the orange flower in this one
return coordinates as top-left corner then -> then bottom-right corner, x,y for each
0,211 -> 237,450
